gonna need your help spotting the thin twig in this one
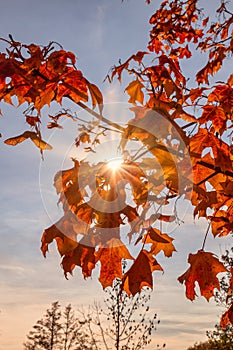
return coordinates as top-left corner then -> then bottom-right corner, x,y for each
77,100 -> 125,132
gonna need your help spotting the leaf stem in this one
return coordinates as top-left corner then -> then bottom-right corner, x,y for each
201,221 -> 211,250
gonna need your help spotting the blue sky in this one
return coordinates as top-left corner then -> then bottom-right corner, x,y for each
0,1 -> 232,349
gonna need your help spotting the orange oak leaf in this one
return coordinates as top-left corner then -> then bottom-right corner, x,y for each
35,83 -> 56,111
178,250 -> 227,301
125,79 -> 144,105
61,243 -> 96,279
41,211 -> 83,257
198,105 -> 227,134
76,203 -> 94,225
210,210 -> 233,237
196,47 -> 226,84
53,159 -> 79,194
122,249 -> 163,296
53,160 -> 92,212
178,45 -> 192,59
192,152 -> 216,189
189,128 -> 231,172
95,238 -> 134,289
121,120 -> 179,192
143,227 -> 176,257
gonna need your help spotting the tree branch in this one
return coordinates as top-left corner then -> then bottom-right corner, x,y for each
197,161 -> 233,180
77,100 -> 125,132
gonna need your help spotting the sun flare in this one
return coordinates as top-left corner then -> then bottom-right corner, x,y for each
107,158 -> 123,171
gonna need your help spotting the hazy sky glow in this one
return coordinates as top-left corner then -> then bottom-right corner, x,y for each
0,1 -> 232,349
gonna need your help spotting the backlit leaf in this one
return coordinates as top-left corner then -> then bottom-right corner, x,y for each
178,250 -> 227,301
122,250 -> 163,296
86,81 -> 103,113
61,243 -> 96,279
143,228 -> 176,257
220,303 -> 233,329
96,238 -> 134,289
125,79 -> 144,105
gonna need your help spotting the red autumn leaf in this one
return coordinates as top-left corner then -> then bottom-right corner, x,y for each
148,38 -> 163,54
227,74 -> 233,86
122,205 -> 139,224
34,83 -> 56,111
122,250 -> 163,296
198,105 -> 227,134
47,121 -> 63,129
196,47 -> 226,84
131,51 -> 148,63
111,52 -> 147,82
187,87 -> 205,104
53,160 -> 91,212
111,60 -> 130,82
220,302 -> 233,329
57,70 -> 88,104
47,50 -> 76,73
178,45 -> 192,59
202,16 -> 209,26
227,267 -> 233,303
178,250 -> 227,301
95,238 -> 134,289
210,210 -> 231,237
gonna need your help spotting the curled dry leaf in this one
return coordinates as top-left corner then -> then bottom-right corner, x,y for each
4,131 -> 52,150
86,80 -> 103,113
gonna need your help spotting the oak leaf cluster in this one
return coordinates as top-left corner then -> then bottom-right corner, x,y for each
1,0 -> 233,327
